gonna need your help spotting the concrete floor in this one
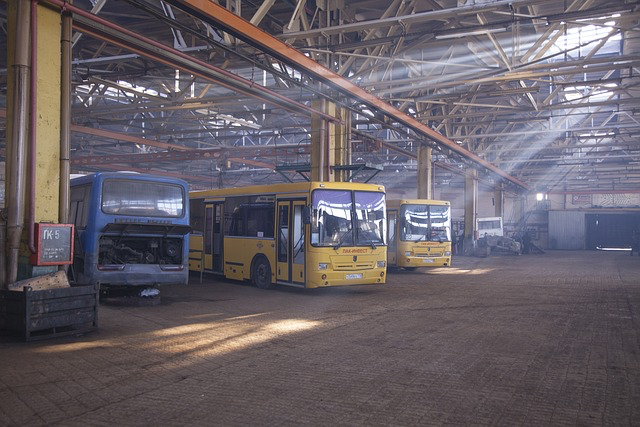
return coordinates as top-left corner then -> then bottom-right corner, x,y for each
1,251 -> 639,426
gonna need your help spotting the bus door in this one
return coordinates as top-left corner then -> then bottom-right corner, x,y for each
277,199 -> 306,284
387,210 -> 398,266
204,202 -> 224,273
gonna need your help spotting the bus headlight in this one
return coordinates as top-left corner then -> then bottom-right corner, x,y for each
444,251 -> 451,256
377,261 -> 386,268
405,251 -> 411,256
318,263 -> 328,270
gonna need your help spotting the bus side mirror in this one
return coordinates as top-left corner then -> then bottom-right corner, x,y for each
302,206 -> 311,225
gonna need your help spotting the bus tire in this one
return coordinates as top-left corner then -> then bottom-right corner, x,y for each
251,256 -> 274,289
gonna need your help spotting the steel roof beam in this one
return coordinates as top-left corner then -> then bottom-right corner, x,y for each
71,143 -> 311,166
79,163 -> 214,184
1,108 -> 188,153
165,0 -> 529,190
71,124 -> 190,151
41,0 -> 340,125
278,0 -> 555,39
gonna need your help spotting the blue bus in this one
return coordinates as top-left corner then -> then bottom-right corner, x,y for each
69,172 -> 191,289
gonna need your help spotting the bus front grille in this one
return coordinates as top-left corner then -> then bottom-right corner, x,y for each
414,253 -> 444,257
333,262 -> 375,271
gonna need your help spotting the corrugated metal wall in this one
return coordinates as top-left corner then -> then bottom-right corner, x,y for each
549,211 -> 586,250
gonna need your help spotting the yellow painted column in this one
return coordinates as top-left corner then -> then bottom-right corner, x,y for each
310,100 -> 326,182
463,169 -> 478,254
417,144 -> 433,199
33,4 -> 62,224
6,2 -> 62,280
324,101 -> 336,182
333,106 -> 351,183
310,100 -> 350,182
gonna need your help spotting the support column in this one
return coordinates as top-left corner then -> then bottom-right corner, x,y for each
5,0 -> 62,283
310,99 -> 350,182
59,4 -> 72,272
518,194 -> 526,227
463,169 -> 478,254
310,100 -> 326,182
333,106 -> 351,183
494,183 -> 504,218
5,0 -> 31,286
417,144 -> 433,199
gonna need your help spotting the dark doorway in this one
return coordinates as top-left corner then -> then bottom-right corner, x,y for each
585,213 -> 640,250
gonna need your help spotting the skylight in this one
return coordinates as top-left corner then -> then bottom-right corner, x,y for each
75,81 -> 168,105
548,14 -> 621,57
116,80 -> 166,98
563,84 -> 618,103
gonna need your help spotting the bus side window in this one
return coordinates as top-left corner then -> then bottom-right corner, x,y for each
278,204 -> 289,262
190,199 -> 205,234
247,217 -> 258,236
69,202 -> 78,226
205,206 -> 213,254
233,206 -> 247,236
293,205 -> 304,264
70,184 -> 90,229
264,207 -> 274,238
388,213 -> 397,251
226,196 -> 275,238
226,196 -> 248,236
246,206 -> 274,238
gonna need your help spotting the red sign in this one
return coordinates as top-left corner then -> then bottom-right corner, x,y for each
30,223 -> 74,266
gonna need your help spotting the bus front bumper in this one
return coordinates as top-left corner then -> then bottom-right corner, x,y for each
400,256 -> 451,267
306,268 -> 386,288
91,264 -> 189,287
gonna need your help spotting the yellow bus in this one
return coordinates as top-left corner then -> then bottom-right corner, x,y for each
386,199 -> 452,270
189,182 -> 387,289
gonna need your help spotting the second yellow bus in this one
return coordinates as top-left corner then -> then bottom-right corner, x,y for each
387,199 -> 452,269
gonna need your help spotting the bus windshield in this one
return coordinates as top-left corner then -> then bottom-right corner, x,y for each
355,191 -> 386,246
311,190 -> 386,247
312,190 -> 352,247
102,179 -> 185,217
401,204 -> 451,242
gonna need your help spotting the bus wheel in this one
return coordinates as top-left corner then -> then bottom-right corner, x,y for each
251,256 -> 274,289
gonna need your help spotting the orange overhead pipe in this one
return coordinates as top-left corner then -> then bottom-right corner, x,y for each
166,0 -> 528,190
227,157 -> 274,169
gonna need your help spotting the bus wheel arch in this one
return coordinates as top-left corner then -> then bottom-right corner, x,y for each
251,255 -> 274,289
